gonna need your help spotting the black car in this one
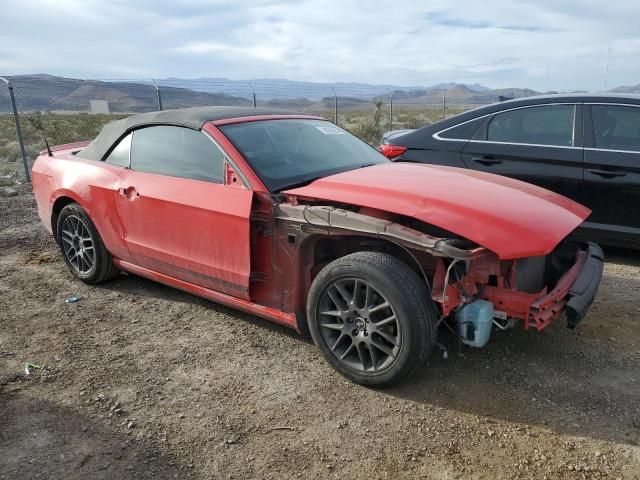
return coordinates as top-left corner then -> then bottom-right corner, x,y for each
380,94 -> 640,249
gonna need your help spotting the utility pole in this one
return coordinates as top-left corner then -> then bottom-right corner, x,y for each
0,76 -> 30,182
605,44 -> 613,91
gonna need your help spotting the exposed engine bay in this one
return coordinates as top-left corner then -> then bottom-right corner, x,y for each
276,202 -> 604,348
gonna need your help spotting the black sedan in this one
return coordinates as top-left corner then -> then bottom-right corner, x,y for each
380,94 -> 640,249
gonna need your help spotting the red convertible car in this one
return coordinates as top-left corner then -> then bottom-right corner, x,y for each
32,107 -> 603,387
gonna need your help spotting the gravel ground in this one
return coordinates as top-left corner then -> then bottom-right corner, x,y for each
1,181 -> 639,480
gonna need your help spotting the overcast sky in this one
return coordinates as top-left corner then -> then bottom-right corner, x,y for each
1,0 -> 638,90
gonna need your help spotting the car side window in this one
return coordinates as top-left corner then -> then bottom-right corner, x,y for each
105,133 -> 132,167
486,105 -> 575,147
130,126 -> 225,183
591,105 -> 640,152
438,118 -> 485,140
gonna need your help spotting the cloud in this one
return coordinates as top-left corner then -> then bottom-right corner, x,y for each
0,0 -> 639,91
425,11 -> 561,32
171,42 -> 286,62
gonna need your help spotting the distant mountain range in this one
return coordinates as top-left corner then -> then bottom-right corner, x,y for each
0,74 -> 251,112
609,83 -> 640,94
155,77 -> 492,100
0,74 -> 638,113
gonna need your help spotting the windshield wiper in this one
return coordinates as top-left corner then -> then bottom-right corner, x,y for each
276,163 -> 380,192
276,175 -> 327,192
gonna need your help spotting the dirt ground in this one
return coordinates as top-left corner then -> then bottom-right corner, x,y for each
1,180 -> 639,480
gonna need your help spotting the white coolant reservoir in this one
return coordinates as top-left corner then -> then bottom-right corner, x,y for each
456,299 -> 494,348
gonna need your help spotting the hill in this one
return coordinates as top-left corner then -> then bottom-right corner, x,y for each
3,74 -> 638,113
0,74 -> 251,113
609,83 -> 640,94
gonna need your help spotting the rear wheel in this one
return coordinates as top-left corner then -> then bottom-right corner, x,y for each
307,252 -> 437,388
56,203 -> 119,284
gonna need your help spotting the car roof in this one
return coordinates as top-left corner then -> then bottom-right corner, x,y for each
488,92 -> 640,108
450,93 -> 640,124
77,106 -> 308,161
115,106 -> 307,130
389,92 -> 640,147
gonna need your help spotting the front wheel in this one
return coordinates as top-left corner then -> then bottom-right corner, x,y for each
307,252 -> 437,388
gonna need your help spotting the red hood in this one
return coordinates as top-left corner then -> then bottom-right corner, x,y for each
283,163 -> 590,259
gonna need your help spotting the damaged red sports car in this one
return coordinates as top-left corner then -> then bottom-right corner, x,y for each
31,107 -> 604,387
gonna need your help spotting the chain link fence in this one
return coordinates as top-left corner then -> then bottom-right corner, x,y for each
0,75 -> 481,182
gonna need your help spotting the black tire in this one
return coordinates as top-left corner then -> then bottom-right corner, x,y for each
307,252 -> 437,388
56,203 -> 119,284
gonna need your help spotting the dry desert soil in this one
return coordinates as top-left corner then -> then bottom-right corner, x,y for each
1,181 -> 639,480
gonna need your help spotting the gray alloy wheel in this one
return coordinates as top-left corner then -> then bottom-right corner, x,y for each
60,214 -> 96,275
317,277 -> 401,372
56,203 -> 119,284
307,251 -> 437,388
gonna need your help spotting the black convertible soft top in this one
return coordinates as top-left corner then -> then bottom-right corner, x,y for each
78,106 -> 301,161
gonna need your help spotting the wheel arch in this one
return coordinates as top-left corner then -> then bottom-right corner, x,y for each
294,233 -> 434,333
51,194 -> 81,242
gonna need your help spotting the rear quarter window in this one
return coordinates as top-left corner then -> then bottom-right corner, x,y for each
438,117 -> 485,140
104,133 -> 132,167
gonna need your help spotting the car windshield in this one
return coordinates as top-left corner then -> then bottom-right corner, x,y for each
219,119 -> 388,191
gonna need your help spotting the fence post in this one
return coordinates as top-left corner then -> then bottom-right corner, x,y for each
151,79 -> 163,111
0,77 -> 30,182
248,83 -> 256,108
441,90 -> 446,120
330,87 -> 338,124
388,92 -> 393,131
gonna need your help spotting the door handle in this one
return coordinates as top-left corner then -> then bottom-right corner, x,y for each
471,156 -> 503,166
471,155 -> 502,167
588,169 -> 627,179
117,186 -> 139,199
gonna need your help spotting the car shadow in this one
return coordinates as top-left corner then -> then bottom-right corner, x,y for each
97,273 -> 313,345
96,257 -> 638,447
602,246 -> 640,267
0,388 -> 196,479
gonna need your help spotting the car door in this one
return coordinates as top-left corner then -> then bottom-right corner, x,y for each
113,125 -> 253,299
461,104 -> 584,203
581,103 -> 640,243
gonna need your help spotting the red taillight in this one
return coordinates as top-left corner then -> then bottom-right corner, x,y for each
379,144 -> 408,159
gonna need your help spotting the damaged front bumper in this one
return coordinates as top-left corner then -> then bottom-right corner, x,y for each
435,242 -> 604,331
564,243 -> 604,328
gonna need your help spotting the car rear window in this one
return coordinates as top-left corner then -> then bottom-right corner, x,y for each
486,104 -> 575,147
438,118 -> 485,140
